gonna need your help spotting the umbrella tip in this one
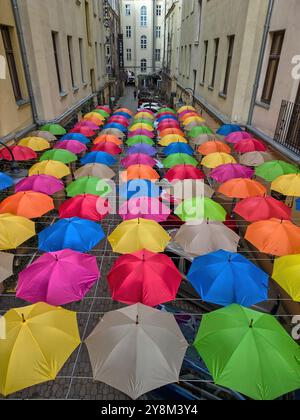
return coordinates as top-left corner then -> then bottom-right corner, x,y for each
249,319 -> 254,329
136,315 -> 139,325
21,313 -> 26,323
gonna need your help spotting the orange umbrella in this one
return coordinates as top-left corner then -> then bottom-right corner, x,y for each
0,191 -> 54,219
160,128 -> 185,138
198,141 -> 231,156
83,116 -> 104,126
180,112 -> 200,121
218,178 -> 267,199
94,135 -> 123,146
117,108 -> 134,116
245,218 -> 300,256
121,165 -> 160,183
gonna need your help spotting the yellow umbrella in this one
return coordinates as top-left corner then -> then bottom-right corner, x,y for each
18,137 -> 50,152
178,105 -> 195,114
108,218 -> 171,254
135,112 -> 155,120
183,117 -> 205,126
0,303 -> 80,396
272,255 -> 300,302
130,124 -> 154,132
159,135 -> 188,147
271,174 -> 300,197
84,112 -> 105,121
0,213 -> 35,250
202,153 -> 237,169
29,160 -> 71,179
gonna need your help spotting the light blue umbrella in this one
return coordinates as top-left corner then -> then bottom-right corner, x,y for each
81,152 -> 117,166
127,145 -> 157,157
61,133 -> 90,144
0,173 -> 14,191
120,180 -> 161,200
217,124 -> 242,136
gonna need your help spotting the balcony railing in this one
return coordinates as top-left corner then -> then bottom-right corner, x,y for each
274,100 -> 300,155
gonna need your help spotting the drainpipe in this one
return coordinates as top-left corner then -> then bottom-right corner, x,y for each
247,0 -> 275,126
11,0 -> 39,125
152,0 -> 156,74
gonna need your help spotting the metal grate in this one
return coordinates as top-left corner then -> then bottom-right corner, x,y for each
274,100 -> 300,155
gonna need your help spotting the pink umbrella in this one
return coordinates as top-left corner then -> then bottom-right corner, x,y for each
70,127 -> 96,137
128,130 -> 155,139
91,142 -> 122,155
59,194 -> 111,222
119,197 -> 171,222
74,121 -> 100,131
54,140 -> 87,154
234,138 -> 267,153
16,249 -> 100,306
15,175 -> 64,195
109,117 -> 130,127
210,164 -> 254,183
158,122 -> 180,131
121,154 -> 157,169
225,131 -> 252,144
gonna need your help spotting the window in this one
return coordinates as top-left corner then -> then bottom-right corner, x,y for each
222,35 -> 235,96
141,35 -> 147,49
201,40 -> 208,84
261,31 -> 285,104
125,4 -> 131,16
156,5 -> 162,16
67,36 -> 76,88
0,26 -> 22,101
126,26 -> 132,38
210,38 -> 219,88
79,38 -> 85,84
52,31 -> 63,93
155,26 -> 161,38
127,49 -> 132,61
155,49 -> 161,62
141,59 -> 147,72
141,6 -> 147,27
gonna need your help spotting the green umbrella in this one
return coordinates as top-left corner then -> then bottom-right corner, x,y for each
40,124 -> 66,136
255,160 -> 298,182
158,108 -> 176,114
40,150 -> 77,164
194,304 -> 300,400
93,109 -> 110,118
131,119 -> 153,127
126,136 -> 155,147
188,126 -> 213,138
66,177 -> 112,198
163,153 -> 198,169
175,197 -> 227,222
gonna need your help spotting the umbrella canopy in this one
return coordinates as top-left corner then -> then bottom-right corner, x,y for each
175,197 -> 227,222
0,192 -> 54,219
0,145 -> 37,161
188,126 -> 213,138
271,174 -> 300,196
175,221 -> 240,257
62,133 -> 90,144
218,178 -> 267,199
93,109 -> 110,118
131,118 -> 153,127
272,255 -> 300,302
158,122 -> 180,131
160,128 -> 185,137
31,130 -> 57,142
0,214 -> 35,250
70,127 -> 96,137
127,144 -> 157,156
165,165 -> 205,182
128,129 -> 155,139
53,140 -> 87,154
18,137 -> 50,152
183,116 -> 205,126
66,177 -> 112,198
94,135 -> 123,146
59,194 -> 111,222
38,217 -> 105,253
179,110 -> 199,119
91,142 -> 122,155
121,154 -> 156,169
255,160 -> 298,182
40,149 -> 77,164
159,135 -> 188,146
195,304 -> 300,400
0,173 -> 14,191
198,141 -> 231,156
74,163 -> 116,180
119,197 -> 170,222
126,136 -> 155,147
234,196 -> 292,222
84,112 -> 105,121
108,250 -> 181,306
40,124 -> 66,135
135,112 -> 155,120
163,153 -> 198,169
75,121 -> 100,131
80,152 -> 117,166
29,160 -> 71,179
96,105 -> 111,114
202,153 -> 237,169
246,218 -> 300,256
210,164 -> 254,183
120,180 -> 161,200
109,117 -> 130,126
178,105 -> 195,114
0,303 -> 80,396
164,143 -> 194,156
188,250 -> 268,307
234,138 -> 267,153
15,175 -> 63,195
216,124 -> 242,136
189,134 -> 221,147
0,252 -> 14,283
240,151 -> 272,167
121,165 -> 160,183
17,250 -> 100,306
108,218 -> 171,254
116,107 -> 133,115
101,128 -> 125,139
225,131 -> 253,144
85,303 -> 188,400
105,123 -> 127,133
166,179 -> 215,200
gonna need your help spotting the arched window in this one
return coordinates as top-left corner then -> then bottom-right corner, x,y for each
141,35 -> 147,49
141,59 -> 147,72
141,6 -> 147,27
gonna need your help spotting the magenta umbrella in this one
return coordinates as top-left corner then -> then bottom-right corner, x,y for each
210,164 -> 254,183
128,130 -> 155,139
54,140 -> 88,154
16,249 -> 100,306
121,154 -> 157,169
74,121 -> 100,131
234,138 -> 267,153
119,197 -> 171,222
15,175 -> 64,195
225,131 -> 253,144
109,117 -> 129,127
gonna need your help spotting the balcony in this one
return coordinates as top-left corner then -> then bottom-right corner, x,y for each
274,100 -> 300,155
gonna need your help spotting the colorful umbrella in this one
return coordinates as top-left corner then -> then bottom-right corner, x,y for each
128,129 -> 155,139
188,250 -> 268,307
163,153 -> 198,169
198,141 -> 231,156
0,303 -> 80,396
29,160 -> 71,179
94,135 -> 123,146
234,138 -> 267,153
91,142 -> 122,155
121,154 -> 156,169
202,153 -> 237,169
245,218 -> 300,256
116,107 -> 133,115
178,105 -> 195,114
240,151 -> 271,167
59,194 -> 111,222
160,128 -> 185,138
157,107 -> 176,115
121,165 -> 160,183
216,124 -> 242,136
188,126 -> 213,138
38,217 -> 105,253
15,175 -> 64,195
120,180 -> 161,200
40,149 -> 77,164
119,197 -> 170,222
0,213 -> 35,250
158,121 -> 180,131
0,173 -> 13,191
75,121 -> 100,131
167,179 -> 215,200
175,197 -> 227,222
66,177 -> 112,198
234,196 -> 292,222
272,255 -> 300,302
101,128 -> 125,139
0,252 -> 14,283
189,134 -> 220,147
94,109 -> 110,118
126,136 -> 155,147
210,164 -> 254,183
272,174 -> 300,196
31,130 -> 57,142
0,146 -> 37,161
96,105 -> 111,114
18,137 -> 50,152
40,124 -> 66,135
108,250 -> 181,306
62,133 -> 90,144
225,131 -> 253,144
109,117 -> 130,126
0,192 -> 54,219
218,178 -> 267,199
105,123 -> 127,133
74,163 -> 116,180
108,218 -> 171,254
255,160 -> 298,182
159,135 -> 188,146
17,250 -> 100,306
80,152 -> 117,166
70,126 -> 96,137
183,116 -> 205,126
53,140 -> 87,154
135,112 -> 155,120
131,118 -> 153,126
195,304 -> 300,400
165,165 -> 205,182
164,143 -> 194,156
127,144 -> 156,156
84,112 -> 105,121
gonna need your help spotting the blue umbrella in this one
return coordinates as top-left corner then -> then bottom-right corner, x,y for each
127,145 -> 157,157
216,124 -> 242,136
113,112 -> 132,119
104,123 -> 127,133
0,173 -> 14,191
61,133 -> 90,144
164,143 -> 194,156
120,180 -> 161,200
81,152 -> 117,166
38,217 -> 105,253
157,115 -> 178,123
187,250 -> 269,307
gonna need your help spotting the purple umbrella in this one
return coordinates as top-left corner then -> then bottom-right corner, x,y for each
54,140 -> 88,154
210,164 -> 254,183
128,129 -> 155,139
121,154 -> 157,169
119,197 -> 171,222
15,175 -> 64,195
127,144 -> 157,157
16,249 -> 100,306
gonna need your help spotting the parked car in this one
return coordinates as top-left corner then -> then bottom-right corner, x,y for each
139,102 -> 162,113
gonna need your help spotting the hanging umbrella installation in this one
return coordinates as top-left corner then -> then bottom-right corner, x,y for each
165,165 -> 205,182
0,146 -> 37,162
121,154 -> 157,169
40,124 -> 66,136
80,152 -> 117,167
40,149 -> 77,164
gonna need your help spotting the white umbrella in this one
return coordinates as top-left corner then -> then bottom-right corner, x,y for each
30,131 -> 57,142
85,303 -> 188,400
240,152 -> 273,167
0,252 -> 14,283
74,163 -> 116,180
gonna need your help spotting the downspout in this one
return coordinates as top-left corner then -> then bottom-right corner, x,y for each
11,0 -> 39,125
247,0 -> 275,126
152,0 -> 156,74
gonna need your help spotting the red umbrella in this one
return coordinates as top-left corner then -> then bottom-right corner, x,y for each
74,121 -> 99,131
128,130 -> 155,139
109,117 -> 129,127
121,154 -> 157,169
96,106 -> 111,114
54,140 -> 87,154
234,196 -> 292,222
0,145 -> 37,161
59,194 -> 112,222
70,127 -> 96,137
234,138 -> 267,153
91,142 -> 122,155
165,165 -> 205,182
107,249 -> 182,307
158,121 -> 180,131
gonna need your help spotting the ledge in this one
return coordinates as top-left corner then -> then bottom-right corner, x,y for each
208,85 -> 214,91
255,100 -> 271,110
219,92 -> 227,100
16,98 -> 30,108
59,91 -> 68,99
